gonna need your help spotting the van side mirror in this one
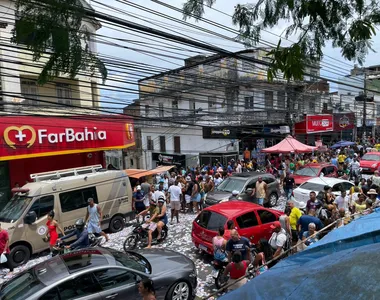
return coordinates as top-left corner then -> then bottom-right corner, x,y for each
245,188 -> 253,194
24,211 -> 37,224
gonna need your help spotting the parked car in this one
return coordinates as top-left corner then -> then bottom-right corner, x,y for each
360,152 -> 380,173
293,177 -> 354,203
204,173 -> 280,207
0,247 -> 197,300
293,163 -> 338,186
192,201 -> 283,255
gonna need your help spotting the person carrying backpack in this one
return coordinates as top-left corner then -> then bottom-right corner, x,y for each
268,221 -> 288,267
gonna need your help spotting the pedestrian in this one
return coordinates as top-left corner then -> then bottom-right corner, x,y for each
297,209 -> 324,240
302,223 -> 319,246
288,200 -> 302,251
46,210 -> 64,255
212,226 -> 227,261
223,251 -> 249,291
0,223 -> 13,277
133,185 -> 146,215
185,176 -> 193,213
191,178 -> 201,214
254,176 -> 267,206
253,239 -> 272,275
138,278 -> 156,300
283,173 -> 295,200
85,198 -> 109,242
225,229 -> 251,262
268,221 -> 287,262
168,180 -> 182,224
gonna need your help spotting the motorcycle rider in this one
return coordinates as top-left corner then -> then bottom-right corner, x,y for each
349,157 -> 361,180
137,198 -> 160,249
58,218 -> 89,250
156,196 -> 168,242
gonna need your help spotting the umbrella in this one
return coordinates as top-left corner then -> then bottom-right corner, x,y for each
330,140 -> 356,148
261,135 -> 316,154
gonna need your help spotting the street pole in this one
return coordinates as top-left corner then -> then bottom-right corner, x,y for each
363,72 -> 367,140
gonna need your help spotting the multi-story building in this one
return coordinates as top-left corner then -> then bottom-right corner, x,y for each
130,49 -> 329,169
0,0 -> 135,208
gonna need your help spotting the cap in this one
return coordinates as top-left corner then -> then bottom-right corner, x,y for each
367,189 -> 377,195
232,190 -> 239,196
186,176 -> 191,182
87,197 -> 94,203
136,185 -> 141,191
270,221 -> 281,229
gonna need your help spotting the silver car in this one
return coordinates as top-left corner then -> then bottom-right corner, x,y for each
0,247 -> 197,300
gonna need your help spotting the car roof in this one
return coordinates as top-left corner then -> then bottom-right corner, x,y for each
231,172 -> 273,179
205,201 -> 263,217
303,163 -> 334,167
363,152 -> 380,155
303,177 -> 351,185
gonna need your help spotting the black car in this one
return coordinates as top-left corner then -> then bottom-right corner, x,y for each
205,172 -> 280,207
0,247 -> 197,300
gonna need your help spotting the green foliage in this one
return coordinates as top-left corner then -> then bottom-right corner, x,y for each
183,0 -> 380,81
12,0 -> 107,84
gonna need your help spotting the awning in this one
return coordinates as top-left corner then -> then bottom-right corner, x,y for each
124,165 -> 175,179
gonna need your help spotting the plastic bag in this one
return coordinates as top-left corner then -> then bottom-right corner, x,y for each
1,253 -> 7,263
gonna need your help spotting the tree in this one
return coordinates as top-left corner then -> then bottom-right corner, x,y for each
12,0 -> 107,84
183,0 -> 380,81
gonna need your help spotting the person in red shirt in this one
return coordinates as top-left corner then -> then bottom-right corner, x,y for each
0,223 -> 13,276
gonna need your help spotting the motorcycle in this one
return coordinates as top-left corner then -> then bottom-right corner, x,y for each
123,220 -> 168,251
52,233 -> 103,256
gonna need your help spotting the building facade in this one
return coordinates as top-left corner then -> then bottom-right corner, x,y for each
130,49 -> 329,169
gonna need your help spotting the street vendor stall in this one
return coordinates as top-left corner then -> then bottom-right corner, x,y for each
261,135 -> 317,153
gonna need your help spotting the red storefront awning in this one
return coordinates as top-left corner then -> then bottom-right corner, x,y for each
0,115 -> 135,161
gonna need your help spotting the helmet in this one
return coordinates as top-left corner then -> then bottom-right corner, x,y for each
157,195 -> 165,203
150,198 -> 157,205
75,218 -> 85,231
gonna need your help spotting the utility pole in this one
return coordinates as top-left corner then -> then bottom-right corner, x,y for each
363,72 -> 367,140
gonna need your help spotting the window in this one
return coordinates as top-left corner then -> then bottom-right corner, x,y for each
299,182 -> 325,191
56,274 -> 101,299
244,96 -> 254,109
277,91 -> 285,109
59,187 -> 98,213
172,99 -> 179,116
263,177 -> 275,184
236,212 -> 259,229
265,91 -> 274,108
208,96 -> 216,109
310,70 -> 318,81
39,287 -> 60,300
322,103 -> 328,111
145,105 -> 150,116
29,195 -> 54,219
159,136 -> 166,152
91,82 -> 98,107
158,103 -> 164,117
56,83 -> 72,105
341,182 -> 354,191
257,210 -> 277,224
174,136 -> 181,153
325,166 -> 335,175
21,80 -> 39,105
147,136 -> 153,151
189,100 -> 196,114
345,103 -> 351,110
309,101 -> 315,111
94,268 -> 137,290
332,183 -> 343,192
195,211 -> 227,231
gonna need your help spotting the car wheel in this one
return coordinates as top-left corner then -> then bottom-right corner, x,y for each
166,281 -> 191,300
269,192 -> 278,207
109,215 -> 125,233
10,245 -> 30,266
123,234 -> 139,251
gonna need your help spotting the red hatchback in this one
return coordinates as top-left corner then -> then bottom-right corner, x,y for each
293,163 -> 337,186
360,152 -> 380,173
191,202 -> 283,255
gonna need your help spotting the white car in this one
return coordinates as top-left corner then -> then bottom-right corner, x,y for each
293,177 -> 354,204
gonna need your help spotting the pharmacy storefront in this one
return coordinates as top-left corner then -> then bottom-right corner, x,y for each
0,115 -> 135,208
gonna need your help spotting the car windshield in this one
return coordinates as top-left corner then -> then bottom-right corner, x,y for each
299,182 -> 326,192
110,249 -> 151,274
294,167 -> 319,176
0,269 -> 44,299
216,178 -> 246,193
361,154 -> 380,161
0,194 -> 33,223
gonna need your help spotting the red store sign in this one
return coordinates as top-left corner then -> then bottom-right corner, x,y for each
0,116 -> 135,161
306,115 -> 333,133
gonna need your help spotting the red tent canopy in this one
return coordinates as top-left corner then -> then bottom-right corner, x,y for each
261,135 -> 317,153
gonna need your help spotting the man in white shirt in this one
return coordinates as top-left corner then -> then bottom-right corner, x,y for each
334,190 -> 350,213
269,221 -> 287,259
214,173 -> 223,186
168,180 -> 182,224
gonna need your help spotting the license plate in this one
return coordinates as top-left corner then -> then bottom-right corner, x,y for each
199,244 -> 208,251
362,168 -> 369,170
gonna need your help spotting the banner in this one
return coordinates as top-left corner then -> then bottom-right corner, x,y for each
306,115 -> 333,133
0,116 -> 135,161
256,139 -> 266,167
333,113 -> 355,131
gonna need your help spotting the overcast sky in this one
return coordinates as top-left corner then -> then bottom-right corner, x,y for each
91,0 -> 380,108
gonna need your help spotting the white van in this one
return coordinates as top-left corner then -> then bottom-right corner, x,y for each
0,165 -> 133,266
